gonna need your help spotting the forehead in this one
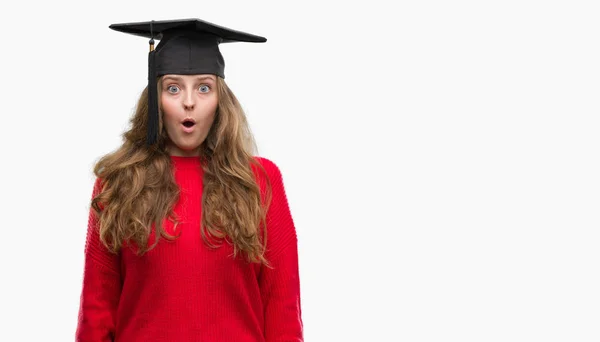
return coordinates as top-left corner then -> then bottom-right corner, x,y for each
162,74 -> 216,81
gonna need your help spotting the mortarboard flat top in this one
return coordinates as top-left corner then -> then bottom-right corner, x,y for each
109,18 -> 267,43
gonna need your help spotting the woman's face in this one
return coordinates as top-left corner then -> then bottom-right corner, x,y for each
160,74 -> 218,157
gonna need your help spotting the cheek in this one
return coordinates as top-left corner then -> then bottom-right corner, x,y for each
210,97 -> 219,112
161,96 -> 179,127
204,97 -> 219,118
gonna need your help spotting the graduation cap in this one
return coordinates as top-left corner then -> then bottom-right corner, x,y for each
109,18 -> 267,146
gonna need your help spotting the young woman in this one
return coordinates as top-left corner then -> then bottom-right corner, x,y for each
75,19 -> 303,341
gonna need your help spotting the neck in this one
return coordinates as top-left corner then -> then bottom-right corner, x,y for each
166,144 -> 202,157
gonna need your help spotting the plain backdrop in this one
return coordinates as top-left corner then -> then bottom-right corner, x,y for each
0,0 -> 598,341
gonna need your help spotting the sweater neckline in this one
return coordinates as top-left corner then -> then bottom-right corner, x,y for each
170,155 -> 204,170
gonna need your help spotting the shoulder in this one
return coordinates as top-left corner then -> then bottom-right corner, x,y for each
250,156 -> 285,186
252,155 -> 280,173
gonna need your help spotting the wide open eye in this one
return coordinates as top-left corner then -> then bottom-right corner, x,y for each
167,85 -> 180,94
199,85 -> 210,93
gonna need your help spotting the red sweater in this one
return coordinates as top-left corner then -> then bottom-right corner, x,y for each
76,156 -> 303,341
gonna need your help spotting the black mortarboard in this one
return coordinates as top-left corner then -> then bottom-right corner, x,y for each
109,18 -> 267,146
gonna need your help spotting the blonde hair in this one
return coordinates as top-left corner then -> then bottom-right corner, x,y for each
91,76 -> 273,266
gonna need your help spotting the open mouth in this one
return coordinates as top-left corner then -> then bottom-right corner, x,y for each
182,119 -> 195,128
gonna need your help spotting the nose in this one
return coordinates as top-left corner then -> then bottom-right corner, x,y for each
182,89 -> 195,110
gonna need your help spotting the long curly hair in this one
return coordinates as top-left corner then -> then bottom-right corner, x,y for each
91,76 -> 273,267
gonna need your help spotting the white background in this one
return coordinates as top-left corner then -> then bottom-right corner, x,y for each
0,0 -> 598,341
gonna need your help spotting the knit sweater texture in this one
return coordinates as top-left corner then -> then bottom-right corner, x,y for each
76,156 -> 303,341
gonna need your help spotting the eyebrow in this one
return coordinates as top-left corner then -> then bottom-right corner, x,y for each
162,75 -> 216,83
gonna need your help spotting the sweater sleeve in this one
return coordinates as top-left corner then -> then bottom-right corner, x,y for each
75,178 -> 122,342
257,158 -> 304,342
